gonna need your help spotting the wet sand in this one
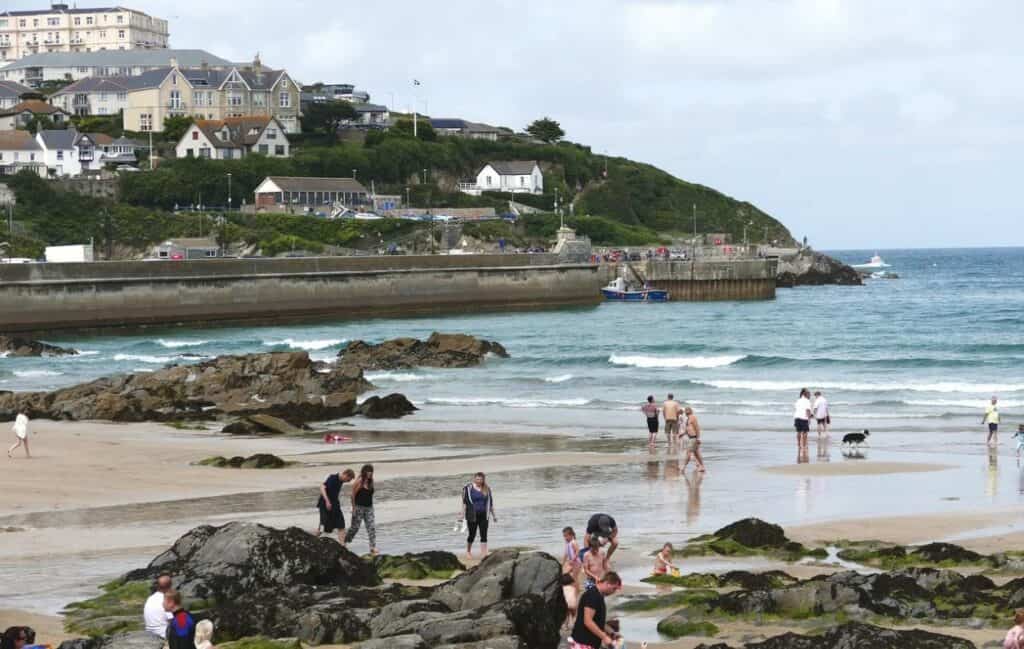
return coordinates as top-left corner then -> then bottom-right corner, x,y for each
762,460 -> 955,477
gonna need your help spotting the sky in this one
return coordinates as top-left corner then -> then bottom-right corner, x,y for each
12,0 -> 1024,248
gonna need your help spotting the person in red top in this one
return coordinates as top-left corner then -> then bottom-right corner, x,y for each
163,590 -> 195,649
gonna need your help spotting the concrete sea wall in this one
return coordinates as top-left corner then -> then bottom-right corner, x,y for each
0,254 -> 604,333
642,259 -> 778,301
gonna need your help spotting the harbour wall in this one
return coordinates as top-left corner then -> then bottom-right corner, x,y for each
634,258 -> 778,301
0,254 -> 603,333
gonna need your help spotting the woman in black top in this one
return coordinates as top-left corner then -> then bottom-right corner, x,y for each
316,468 -> 354,542
344,464 -> 378,554
460,471 -> 497,559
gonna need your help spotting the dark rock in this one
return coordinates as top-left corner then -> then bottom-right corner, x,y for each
720,570 -> 798,590
240,453 -> 287,469
338,332 -> 509,371
776,249 -> 862,287
57,632 -> 163,649
221,419 -> 263,435
0,351 -> 368,423
123,522 -> 379,601
912,542 -> 984,564
373,551 -> 465,580
713,518 -> 789,549
695,622 -> 974,648
0,335 -> 78,357
226,456 -> 246,468
355,636 -> 426,649
357,394 -> 418,419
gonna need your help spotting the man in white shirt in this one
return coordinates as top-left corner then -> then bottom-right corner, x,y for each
793,389 -> 812,449
143,574 -> 173,638
812,391 -> 830,439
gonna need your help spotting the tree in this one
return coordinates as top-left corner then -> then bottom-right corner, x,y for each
526,117 -> 565,143
162,115 -> 193,143
303,100 -> 358,142
389,118 -> 437,141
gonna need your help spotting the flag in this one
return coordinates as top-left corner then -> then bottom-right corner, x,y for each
412,79 -> 421,86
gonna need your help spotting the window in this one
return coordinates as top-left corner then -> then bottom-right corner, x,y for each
57,150 -> 64,160
139,113 -> 152,131
199,147 -> 210,159
48,17 -> 60,26
74,17 -> 80,25
86,16 -> 93,25
19,20 -> 26,28
118,30 -> 125,39
258,144 -> 268,155
116,92 -> 126,101
266,128 -> 276,140
192,131 -> 199,140
520,176 -> 525,187
99,93 -> 108,102
0,20 -> 7,28
33,19 -> 39,27
252,93 -> 266,107
278,91 -> 290,108
169,90 -> 181,109
229,93 -> 242,107
275,145 -> 285,156
29,153 -> 35,161
485,176 -> 492,187
99,31 -> 107,39
117,15 -> 124,24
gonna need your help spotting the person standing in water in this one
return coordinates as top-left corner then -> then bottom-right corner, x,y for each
662,394 -> 683,444
461,471 -> 496,559
7,411 -> 30,459
641,396 -> 659,446
793,389 -> 812,450
345,464 -> 378,555
681,406 -> 706,473
812,391 -> 830,440
984,396 -> 1000,447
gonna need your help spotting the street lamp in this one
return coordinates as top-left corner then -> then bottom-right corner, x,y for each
405,186 -> 411,210
226,173 -> 232,212
352,168 -> 357,180
422,168 -> 427,184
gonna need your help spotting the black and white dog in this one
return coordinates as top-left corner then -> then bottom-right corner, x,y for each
842,430 -> 870,448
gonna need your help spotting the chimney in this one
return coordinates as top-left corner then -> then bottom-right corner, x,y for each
253,53 -> 263,84
169,57 -> 178,69
200,59 -> 208,72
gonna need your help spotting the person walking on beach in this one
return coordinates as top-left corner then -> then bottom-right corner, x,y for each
345,464 -> 378,555
143,573 -> 173,638
317,468 -> 355,544
569,572 -> 623,649
461,471 -> 497,559
681,406 -> 706,473
641,396 -> 659,445
662,394 -> 682,444
812,391 -> 830,439
793,389 -> 812,450
7,411 -> 30,459
984,396 -> 1001,447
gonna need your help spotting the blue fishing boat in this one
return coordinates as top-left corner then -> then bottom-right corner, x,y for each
601,278 -> 670,302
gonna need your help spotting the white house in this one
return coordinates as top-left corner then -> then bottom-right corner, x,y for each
34,128 -> 142,176
175,116 -> 290,160
49,76 -> 131,116
0,130 -> 45,176
467,160 -> 543,195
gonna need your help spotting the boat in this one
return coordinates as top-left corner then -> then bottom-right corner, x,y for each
870,270 -> 899,280
852,254 -> 891,271
601,278 -> 670,302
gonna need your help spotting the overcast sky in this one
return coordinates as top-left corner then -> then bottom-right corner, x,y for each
14,0 -> 1024,248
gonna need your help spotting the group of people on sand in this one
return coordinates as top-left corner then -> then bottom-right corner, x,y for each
560,513 -> 626,649
141,574 -> 215,649
641,394 -> 706,472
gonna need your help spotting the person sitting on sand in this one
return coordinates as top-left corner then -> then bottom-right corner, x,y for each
163,590 -> 196,649
654,542 -> 677,575
681,406 -> 707,473
143,573 -> 173,638
317,468 -> 355,544
0,627 -> 28,649
1004,608 -> 1024,648
582,536 -> 608,589
194,619 -> 215,649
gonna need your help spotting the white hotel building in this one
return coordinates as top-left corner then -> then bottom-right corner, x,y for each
0,3 -> 169,67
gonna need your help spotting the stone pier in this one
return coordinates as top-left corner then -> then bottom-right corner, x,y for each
638,258 -> 778,301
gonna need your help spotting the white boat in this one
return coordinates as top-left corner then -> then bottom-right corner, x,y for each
852,254 -> 891,271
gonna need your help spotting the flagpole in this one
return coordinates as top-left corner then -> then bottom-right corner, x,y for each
412,79 -> 418,138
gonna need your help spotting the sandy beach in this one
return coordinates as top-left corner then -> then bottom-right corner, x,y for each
4,418 -> 1024,648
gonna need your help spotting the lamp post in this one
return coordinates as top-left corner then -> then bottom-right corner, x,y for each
226,173 -> 232,212
691,203 -> 697,259
352,168 -> 357,180
422,168 -> 427,184
405,186 -> 411,209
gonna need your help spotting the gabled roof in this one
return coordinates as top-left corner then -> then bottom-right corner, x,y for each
483,160 -> 540,175
431,118 -> 468,130
0,50 -> 230,72
50,76 -> 132,96
0,80 -> 33,100
188,116 -> 282,150
258,176 -> 368,194
36,128 -> 78,149
0,100 -> 68,116
122,66 -> 289,92
0,130 -> 42,151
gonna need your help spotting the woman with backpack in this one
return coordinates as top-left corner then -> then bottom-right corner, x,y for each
460,471 -> 497,559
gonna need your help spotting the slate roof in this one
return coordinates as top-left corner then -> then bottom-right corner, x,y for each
260,176 -> 368,194
124,66 -> 288,91
483,160 -> 539,175
351,103 -> 387,114
431,118 -> 468,130
36,128 -> 77,149
0,130 -> 42,151
191,116 -> 281,149
0,50 -> 230,72
50,76 -> 132,96
0,80 -> 33,100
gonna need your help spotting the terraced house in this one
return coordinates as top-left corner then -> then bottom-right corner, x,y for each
122,57 -> 301,134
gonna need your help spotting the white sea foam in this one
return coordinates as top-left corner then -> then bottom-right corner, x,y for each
906,398 -> 1022,409
76,350 -> 100,356
695,379 -> 1024,394
263,338 -> 345,351
609,354 -> 746,369
13,370 -> 63,378
544,373 -> 575,383
133,368 -> 155,373
156,339 -> 209,349
0,351 -> 9,358
425,396 -> 591,408
114,353 -> 185,364
365,371 -> 427,382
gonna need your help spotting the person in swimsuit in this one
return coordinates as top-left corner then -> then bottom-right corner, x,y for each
344,464 -> 378,555
562,526 -> 581,577
316,468 -> 354,543
662,394 -> 682,444
681,407 -> 706,473
653,542 -> 677,575
641,396 -> 659,446
582,536 -> 608,588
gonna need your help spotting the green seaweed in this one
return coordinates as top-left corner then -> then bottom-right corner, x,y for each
616,589 -> 719,612
656,619 -> 720,639
63,579 -> 150,636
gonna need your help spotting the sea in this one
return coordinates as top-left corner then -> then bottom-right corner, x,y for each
2,247 -> 1021,437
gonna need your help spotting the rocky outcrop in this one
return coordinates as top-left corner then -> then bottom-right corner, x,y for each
373,551 -> 465,580
695,622 -> 973,648
338,333 -> 509,371
0,335 -> 78,357
679,518 -> 826,560
0,352 -> 370,424
198,454 -> 289,469
57,632 -> 164,649
83,523 -> 562,649
776,249 -> 862,287
357,394 -> 418,419
222,414 -> 308,436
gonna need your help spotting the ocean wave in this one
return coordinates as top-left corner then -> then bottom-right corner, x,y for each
905,398 -> 1022,409
156,339 -> 209,349
693,379 -> 1024,394
13,370 -> 64,378
113,353 -> 208,364
0,352 -> 8,358
77,350 -> 101,356
544,374 -> 575,383
738,355 -> 985,369
365,371 -> 428,383
262,338 -> 345,351
609,354 -> 746,369
133,368 -> 156,373
424,396 -> 591,408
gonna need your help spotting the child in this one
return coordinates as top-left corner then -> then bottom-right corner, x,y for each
1015,425 -> 1024,458
582,536 -> 608,589
654,542 -> 677,575
562,526 -> 581,577
560,572 -> 578,631
1004,608 -> 1024,649
605,619 -> 624,649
